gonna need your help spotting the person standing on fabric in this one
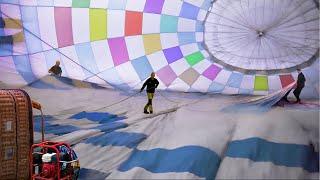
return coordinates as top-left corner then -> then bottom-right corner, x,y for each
140,72 -> 159,114
48,60 -> 62,76
283,69 -> 306,103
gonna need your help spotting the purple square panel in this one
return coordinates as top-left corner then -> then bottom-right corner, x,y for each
203,64 -> 222,80
108,37 -> 129,66
157,65 -> 177,86
163,46 -> 183,64
144,0 -> 165,14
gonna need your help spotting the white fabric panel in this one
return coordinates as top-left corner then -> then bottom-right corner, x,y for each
19,0 -> 37,6
72,8 -> 90,44
168,78 -> 190,92
116,61 -> 141,86
196,32 -> 203,42
108,10 -> 125,38
142,13 -> 161,34
37,7 -> 58,50
214,69 -> 232,84
180,43 -> 199,56
0,56 -> 17,74
184,0 -> 203,7
178,18 -> 196,32
91,40 -> 114,72
160,33 -> 179,49
268,75 -> 282,91
125,36 -> 145,60
192,59 -> 211,74
240,75 -> 254,90
90,0 -> 109,8
59,46 -> 85,80
197,9 -> 207,21
54,0 -> 72,7
191,75 -> 211,92
222,86 -> 239,94
29,52 -> 48,78
125,0 -> 146,12
147,51 -> 168,72
169,58 -> 190,76
162,0 -> 183,16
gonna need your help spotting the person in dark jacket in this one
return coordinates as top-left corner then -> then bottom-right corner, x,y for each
140,72 -> 159,114
283,69 -> 306,103
48,60 -> 62,76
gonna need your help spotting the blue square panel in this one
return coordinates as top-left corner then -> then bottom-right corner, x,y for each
179,2 -> 200,20
131,56 -> 153,81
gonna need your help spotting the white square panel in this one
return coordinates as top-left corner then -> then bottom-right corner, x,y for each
240,75 -> 254,89
196,32 -> 203,42
91,40 -> 114,71
178,18 -> 196,32
214,69 -> 232,85
192,59 -> 211,74
90,0 -> 109,8
37,7 -> 58,50
222,86 -> 239,95
268,75 -> 282,91
116,61 -> 141,86
142,13 -> 161,34
162,0 -> 183,16
108,10 -> 125,38
169,58 -> 190,76
29,52 -> 48,78
72,8 -> 90,44
54,0 -> 72,7
197,9 -> 207,21
147,51 -> 168,72
59,46 -> 85,80
168,78 -> 190,92
180,43 -> 199,56
125,35 -> 145,60
191,75 -> 211,92
160,33 -> 179,49
126,0 -> 146,12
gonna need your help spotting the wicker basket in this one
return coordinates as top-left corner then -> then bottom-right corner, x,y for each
0,89 -> 33,179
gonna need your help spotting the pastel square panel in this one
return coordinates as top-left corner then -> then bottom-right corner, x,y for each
108,37 -> 129,66
125,11 -> 143,36
37,0 -> 54,6
90,0 -> 109,8
89,9 -> 107,41
162,0 -> 183,16
160,15 -> 178,33
131,56 -> 153,80
157,65 -> 177,86
99,68 -> 124,86
147,51 -> 168,71
144,0 -> 165,14
54,7 -> 73,47
196,21 -> 204,32
108,10 -> 125,38
72,8 -> 90,44
214,69 -> 232,85
254,75 -> 269,91
91,40 -> 114,71
192,59 -> 212,74
116,61 -> 141,86
160,33 -> 179,49
268,75 -> 282,91
202,64 -> 221,81
169,58 -> 190,76
185,51 -> 204,66
191,75 -> 211,92
163,46 -> 183,64
208,82 -> 225,93
126,0 -> 146,11
178,32 -> 196,45
179,68 -> 199,86
178,18 -> 196,32
75,42 -> 100,78
108,0 -> 126,10
179,2 -> 200,20
202,0 -> 212,10
72,0 -> 90,7
240,75 -> 254,89
227,72 -> 243,88
142,13 -> 161,34
280,74 -> 295,88
143,34 -> 162,55
125,35 -> 145,60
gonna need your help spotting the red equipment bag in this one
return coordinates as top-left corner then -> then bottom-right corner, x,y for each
0,89 -> 34,179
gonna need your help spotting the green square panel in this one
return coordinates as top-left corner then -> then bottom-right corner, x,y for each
185,52 -> 204,66
73,0 -> 90,7
254,76 -> 268,91
160,15 -> 178,33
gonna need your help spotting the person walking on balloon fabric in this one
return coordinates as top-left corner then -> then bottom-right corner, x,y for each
48,60 -> 62,76
283,69 -> 306,103
140,72 -> 159,114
